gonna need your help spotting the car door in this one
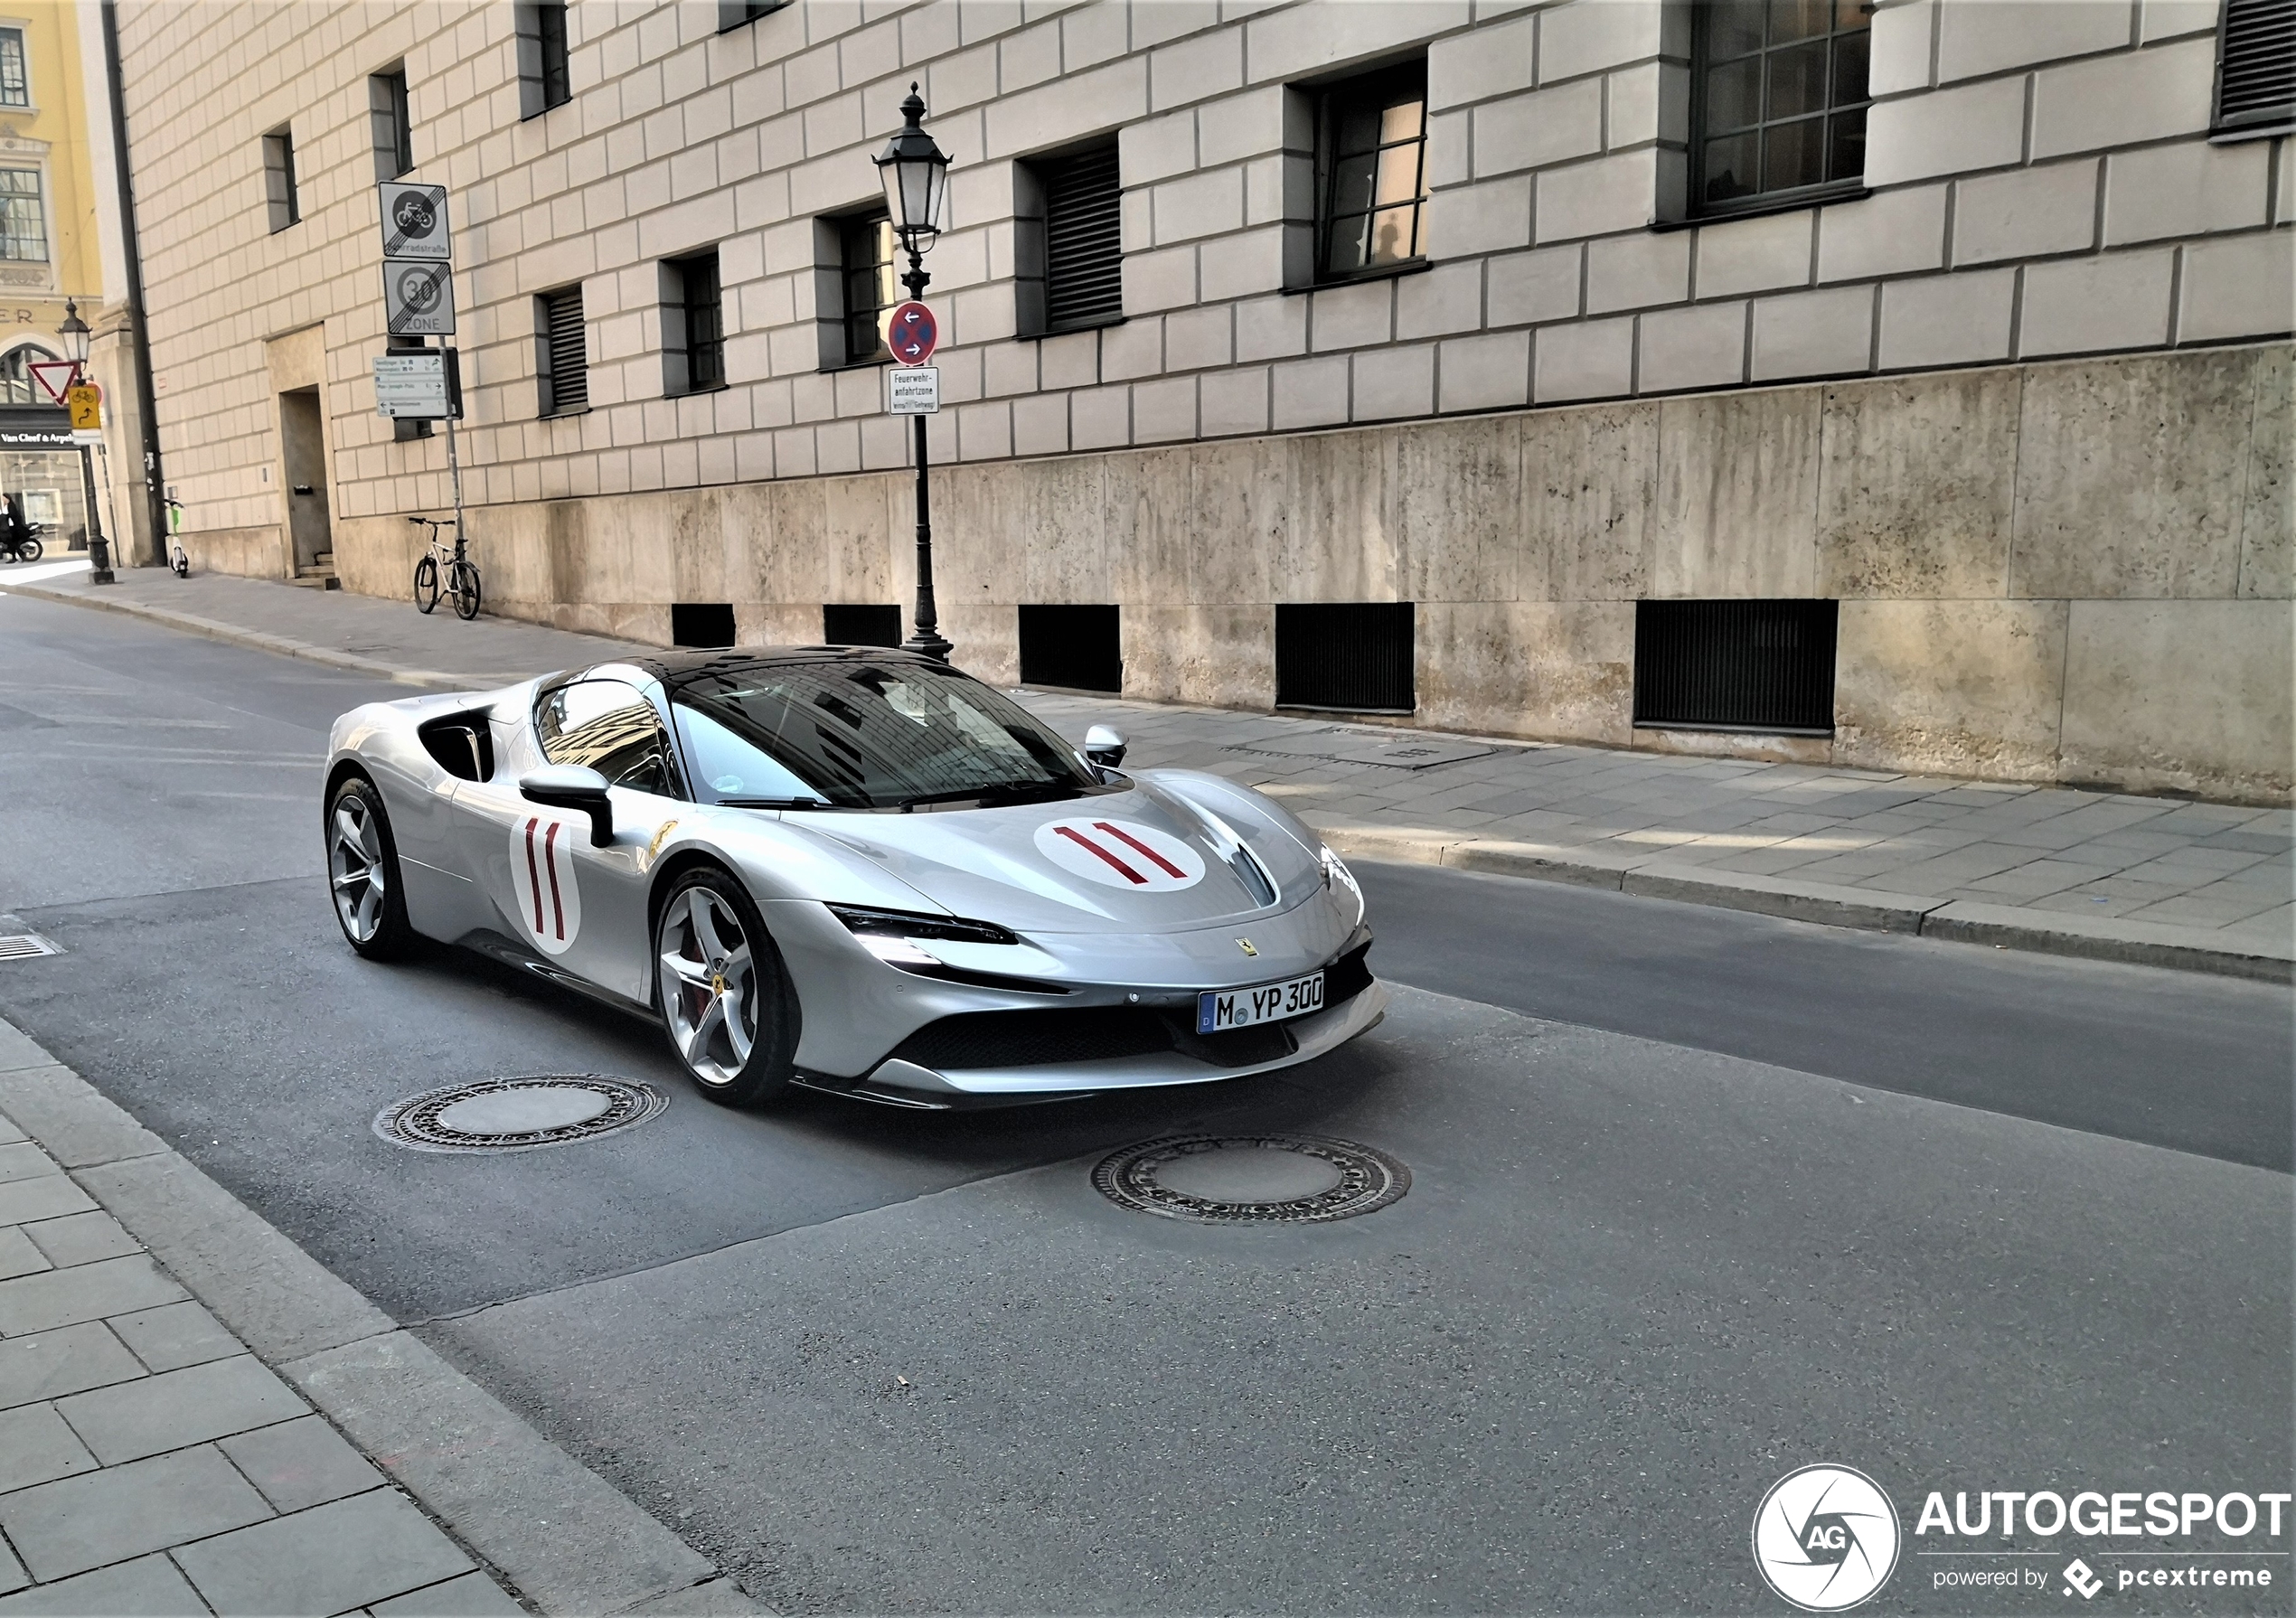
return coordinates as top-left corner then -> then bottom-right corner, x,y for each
451,676 -> 684,1006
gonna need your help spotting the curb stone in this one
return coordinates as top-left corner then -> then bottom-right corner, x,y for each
0,1016 -> 762,1616
1309,823 -> 2295,983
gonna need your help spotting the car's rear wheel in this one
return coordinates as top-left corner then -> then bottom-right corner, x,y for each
327,776 -> 414,959
654,867 -> 798,1107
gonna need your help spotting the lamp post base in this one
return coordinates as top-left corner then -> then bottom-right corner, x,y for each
900,627 -> 953,663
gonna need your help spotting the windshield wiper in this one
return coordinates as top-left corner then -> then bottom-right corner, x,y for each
898,780 -> 1083,812
717,795 -> 841,811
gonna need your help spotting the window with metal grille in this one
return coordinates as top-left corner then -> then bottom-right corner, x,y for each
823,603 -> 901,647
371,68 -> 413,182
841,213 -> 896,365
0,29 -> 28,108
1275,603 -> 1416,713
1040,146 -> 1122,332
718,1 -> 791,31
2215,0 -> 2296,136
673,604 -> 737,649
536,286 -> 587,417
388,334 -> 434,441
0,170 -> 43,261
662,249 -> 723,396
1019,605 -> 1122,693
262,127 -> 298,231
516,1 -> 569,118
1316,63 -> 1428,281
1633,599 -> 1838,734
0,343 -> 58,405
1692,0 -> 1870,214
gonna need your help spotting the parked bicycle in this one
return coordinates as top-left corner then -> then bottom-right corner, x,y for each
409,514 -> 480,620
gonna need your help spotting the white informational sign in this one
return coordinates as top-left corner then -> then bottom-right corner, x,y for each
372,351 -> 459,419
888,367 -> 939,415
383,259 -> 455,335
378,182 -> 451,261
68,428 -> 102,447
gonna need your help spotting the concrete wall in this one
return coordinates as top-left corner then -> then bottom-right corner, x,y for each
327,342 -> 2294,804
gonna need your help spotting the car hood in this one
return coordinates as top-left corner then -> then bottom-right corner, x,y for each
785,777 -> 1322,935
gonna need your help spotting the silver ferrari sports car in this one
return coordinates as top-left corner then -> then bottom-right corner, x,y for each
324,648 -> 1384,1109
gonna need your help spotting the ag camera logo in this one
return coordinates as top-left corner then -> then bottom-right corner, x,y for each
1753,1464 -> 1902,1611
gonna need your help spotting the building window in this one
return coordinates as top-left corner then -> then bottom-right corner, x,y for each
661,250 -> 723,396
371,68 -> 413,181
0,170 -> 44,262
718,2 -> 791,31
262,127 -> 299,231
537,285 -> 587,417
516,0 -> 570,118
1632,599 -> 1839,734
1315,62 -> 1427,282
2213,0 -> 2296,137
841,212 -> 896,365
0,28 -> 27,108
1275,603 -> 1416,713
0,343 -> 58,405
1691,0 -> 1871,215
1017,144 -> 1123,336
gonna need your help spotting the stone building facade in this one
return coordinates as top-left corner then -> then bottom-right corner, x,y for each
116,0 -> 2293,798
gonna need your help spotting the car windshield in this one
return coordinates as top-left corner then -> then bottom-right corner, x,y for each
670,657 -> 1105,811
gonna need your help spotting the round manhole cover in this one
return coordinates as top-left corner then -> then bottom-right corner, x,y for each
373,1076 -> 666,1154
1092,1134 -> 1409,1224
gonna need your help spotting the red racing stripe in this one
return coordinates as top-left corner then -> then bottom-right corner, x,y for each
522,818 -> 545,933
543,821 -> 566,941
1056,823 -> 1144,883
1095,821 -> 1185,879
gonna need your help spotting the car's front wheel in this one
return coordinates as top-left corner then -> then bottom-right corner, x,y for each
654,867 -> 798,1107
326,776 -> 414,958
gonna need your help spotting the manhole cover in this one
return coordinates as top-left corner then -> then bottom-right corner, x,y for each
373,1076 -> 666,1154
1092,1134 -> 1409,1224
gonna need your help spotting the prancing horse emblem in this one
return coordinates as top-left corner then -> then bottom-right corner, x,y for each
1236,938 -> 1257,956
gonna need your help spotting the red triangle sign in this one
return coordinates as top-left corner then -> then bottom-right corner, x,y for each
26,360 -> 77,407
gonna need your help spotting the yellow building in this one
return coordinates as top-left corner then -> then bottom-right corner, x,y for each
0,0 -> 127,557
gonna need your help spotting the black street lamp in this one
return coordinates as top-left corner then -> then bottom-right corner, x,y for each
873,84 -> 953,663
58,298 -> 112,585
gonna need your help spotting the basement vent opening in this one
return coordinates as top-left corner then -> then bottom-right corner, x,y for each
1275,602 -> 1416,714
1633,598 -> 1839,735
823,603 -> 902,647
672,603 -> 737,649
1019,604 -> 1122,693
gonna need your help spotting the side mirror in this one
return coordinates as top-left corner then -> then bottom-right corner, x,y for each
519,766 -> 615,847
1083,724 -> 1128,770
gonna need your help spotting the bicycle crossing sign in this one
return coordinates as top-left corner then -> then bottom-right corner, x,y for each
383,259 -> 455,335
378,182 -> 450,261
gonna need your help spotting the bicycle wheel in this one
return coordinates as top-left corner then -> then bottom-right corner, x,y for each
449,558 -> 481,621
413,552 -> 439,613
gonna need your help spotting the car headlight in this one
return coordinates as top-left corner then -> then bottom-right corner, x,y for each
826,904 -> 1021,949
1320,845 -> 1364,919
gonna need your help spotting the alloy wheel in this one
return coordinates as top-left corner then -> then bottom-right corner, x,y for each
330,795 -> 388,943
657,886 -> 757,1087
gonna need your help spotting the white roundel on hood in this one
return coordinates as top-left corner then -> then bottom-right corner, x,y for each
1034,816 -> 1205,891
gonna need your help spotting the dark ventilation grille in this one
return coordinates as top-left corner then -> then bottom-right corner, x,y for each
540,287 -> 586,415
1043,146 -> 1123,331
672,603 -> 737,648
823,603 -> 900,646
2216,0 -> 2296,134
1633,599 -> 1838,735
1019,604 -> 1122,692
1275,603 -> 1415,713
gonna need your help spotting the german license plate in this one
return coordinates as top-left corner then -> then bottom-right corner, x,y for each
1198,971 -> 1324,1034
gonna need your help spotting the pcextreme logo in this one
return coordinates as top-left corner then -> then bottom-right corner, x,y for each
1753,1465 -> 1904,1612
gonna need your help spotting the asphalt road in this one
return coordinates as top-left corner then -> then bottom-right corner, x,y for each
0,590 -> 2289,1615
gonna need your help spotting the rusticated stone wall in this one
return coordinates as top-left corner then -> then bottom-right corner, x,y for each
313,343 -> 2291,803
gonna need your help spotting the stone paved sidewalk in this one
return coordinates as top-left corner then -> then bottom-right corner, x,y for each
7,566 -> 2289,979
0,1098 -> 521,1616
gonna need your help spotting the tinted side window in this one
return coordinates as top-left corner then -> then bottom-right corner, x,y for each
537,680 -> 677,795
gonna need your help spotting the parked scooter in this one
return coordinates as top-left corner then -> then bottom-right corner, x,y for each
166,493 -> 188,576
0,522 -> 42,564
